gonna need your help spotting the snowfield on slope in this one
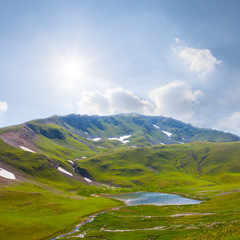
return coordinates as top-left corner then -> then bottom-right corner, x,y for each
153,125 -> 173,138
84,177 -> 92,183
87,138 -> 101,142
108,135 -> 131,144
162,131 -> 172,137
0,168 -> 16,180
57,167 -> 73,176
20,146 -> 35,153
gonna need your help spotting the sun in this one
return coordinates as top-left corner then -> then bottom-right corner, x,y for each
54,53 -> 92,86
61,59 -> 82,80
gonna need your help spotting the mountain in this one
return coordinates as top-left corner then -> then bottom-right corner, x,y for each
54,113 -> 240,144
0,113 -> 239,163
0,112 -> 239,189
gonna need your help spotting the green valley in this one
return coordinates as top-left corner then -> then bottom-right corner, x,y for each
0,114 -> 239,239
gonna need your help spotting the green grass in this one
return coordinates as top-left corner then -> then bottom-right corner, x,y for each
0,183 -> 122,240
63,189 -> 240,240
0,138 -> 109,194
28,122 -> 99,160
0,138 -> 123,240
76,142 -> 240,189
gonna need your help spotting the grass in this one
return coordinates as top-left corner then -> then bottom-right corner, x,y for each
76,142 -> 240,189
0,137 -> 123,240
0,182 -> 122,240
63,189 -> 240,240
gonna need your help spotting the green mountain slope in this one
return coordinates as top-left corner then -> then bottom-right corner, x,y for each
0,113 -> 239,163
0,138 -> 91,189
55,113 -> 240,145
0,138 -> 122,240
76,141 -> 240,189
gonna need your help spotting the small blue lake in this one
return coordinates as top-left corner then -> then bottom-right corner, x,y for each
107,192 -> 201,206
50,192 -> 201,239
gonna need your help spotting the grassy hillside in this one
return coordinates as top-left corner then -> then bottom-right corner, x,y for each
76,141 -> 240,189
0,183 -> 122,240
0,138 -> 123,240
0,113 -> 239,164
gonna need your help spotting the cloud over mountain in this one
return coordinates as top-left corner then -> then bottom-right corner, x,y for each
76,87 -> 154,115
150,81 -> 203,121
76,83 -> 203,123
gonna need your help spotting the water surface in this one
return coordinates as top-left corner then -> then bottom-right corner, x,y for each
107,192 -> 201,206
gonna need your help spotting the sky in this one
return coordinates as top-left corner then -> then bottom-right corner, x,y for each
1,0 -> 240,135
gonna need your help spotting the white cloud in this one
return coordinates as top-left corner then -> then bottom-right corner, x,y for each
174,46 -> 222,78
76,83 -> 204,122
214,112 -> 240,135
76,87 -> 154,115
0,101 -> 8,113
149,81 -> 202,121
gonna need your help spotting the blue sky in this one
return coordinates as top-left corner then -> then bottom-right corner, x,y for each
1,0 -> 240,135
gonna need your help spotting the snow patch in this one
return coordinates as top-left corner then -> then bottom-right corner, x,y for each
68,160 -> 73,164
108,135 -> 131,144
0,168 -> 16,180
57,167 -> 72,176
162,130 -> 172,137
20,146 -> 35,153
160,143 -> 166,145
88,138 -> 101,142
153,124 -> 160,129
84,177 -> 92,183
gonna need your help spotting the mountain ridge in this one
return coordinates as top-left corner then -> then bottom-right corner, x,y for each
50,113 -> 240,142
0,113 -> 239,160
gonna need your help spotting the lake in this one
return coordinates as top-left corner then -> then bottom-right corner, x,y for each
50,192 -> 201,239
107,192 -> 201,206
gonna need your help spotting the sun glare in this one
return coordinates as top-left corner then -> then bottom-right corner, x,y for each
54,53 -> 94,87
61,59 -> 82,80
